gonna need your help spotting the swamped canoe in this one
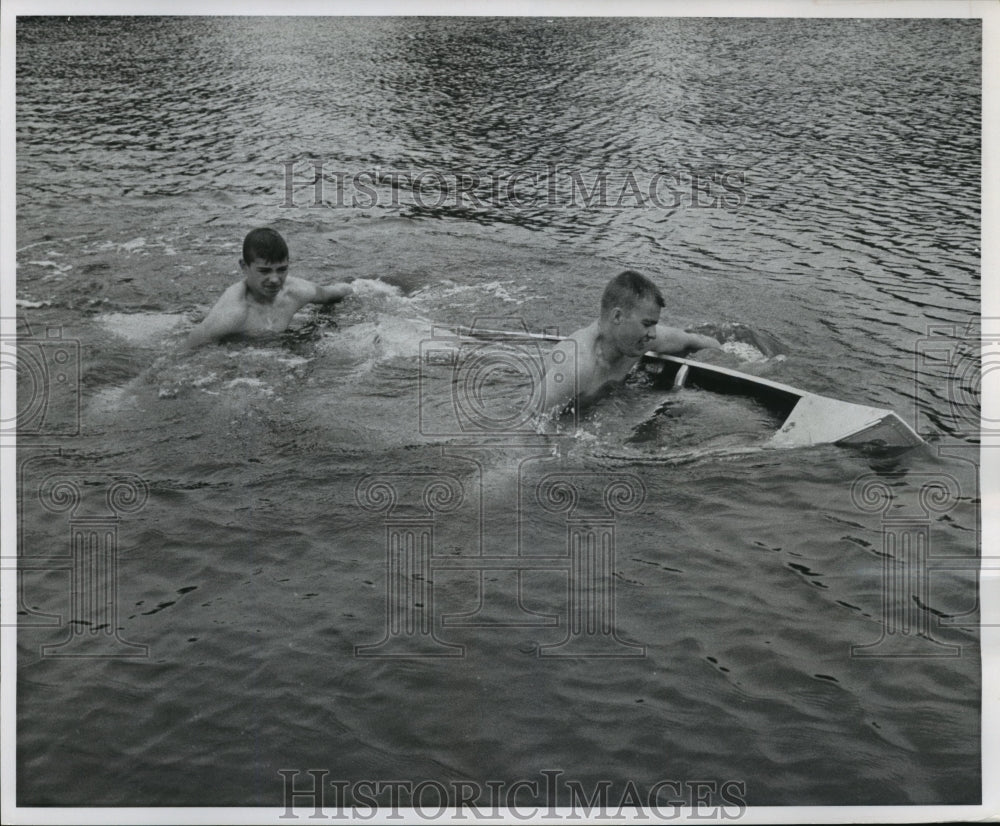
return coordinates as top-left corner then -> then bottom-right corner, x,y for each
450,325 -> 923,450
638,353 -> 923,449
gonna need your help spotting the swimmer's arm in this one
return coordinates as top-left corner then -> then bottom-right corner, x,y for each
185,285 -> 247,350
648,324 -> 722,355
314,282 -> 353,303
286,276 -> 353,307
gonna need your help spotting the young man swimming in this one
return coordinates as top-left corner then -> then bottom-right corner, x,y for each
186,227 -> 353,349
539,270 -> 721,419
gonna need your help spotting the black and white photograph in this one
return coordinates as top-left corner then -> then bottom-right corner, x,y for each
2,1 -> 994,823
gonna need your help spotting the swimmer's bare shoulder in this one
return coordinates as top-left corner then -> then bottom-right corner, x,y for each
540,323 -> 598,417
185,282 -> 249,350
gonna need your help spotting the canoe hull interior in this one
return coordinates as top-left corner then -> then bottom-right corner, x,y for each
639,354 -> 800,419
639,353 -> 923,450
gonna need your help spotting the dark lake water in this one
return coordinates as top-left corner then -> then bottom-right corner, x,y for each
13,15 -> 981,812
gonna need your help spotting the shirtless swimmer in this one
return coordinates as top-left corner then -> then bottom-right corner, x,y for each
539,270 -> 721,420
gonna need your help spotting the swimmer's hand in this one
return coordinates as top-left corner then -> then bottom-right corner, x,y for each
315,281 -> 353,303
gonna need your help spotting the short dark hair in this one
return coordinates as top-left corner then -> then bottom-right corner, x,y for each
600,270 -> 664,317
242,227 -> 289,265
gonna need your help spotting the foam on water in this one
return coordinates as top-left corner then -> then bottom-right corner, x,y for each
222,376 -> 277,396
689,321 -> 785,360
318,318 -> 430,363
84,300 -> 790,461
430,280 -> 526,304
86,287 -> 429,415
721,340 -> 769,363
224,348 -> 312,369
319,276 -> 434,366
88,385 -> 141,414
129,340 -> 319,405
92,235 -> 178,255
25,260 -> 73,273
349,278 -> 400,296
97,312 -> 189,344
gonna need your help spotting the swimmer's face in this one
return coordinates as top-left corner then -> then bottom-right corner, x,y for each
613,295 -> 661,356
241,256 -> 289,302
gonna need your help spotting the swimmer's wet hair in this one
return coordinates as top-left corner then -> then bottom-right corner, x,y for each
601,270 -> 665,316
242,227 -> 289,265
